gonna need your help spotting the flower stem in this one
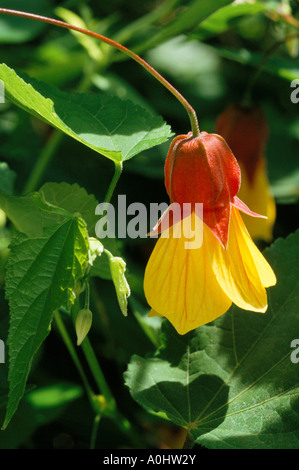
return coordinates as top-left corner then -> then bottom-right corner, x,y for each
0,8 -> 200,136
90,414 -> 101,449
55,305 -> 143,447
71,301 -> 144,447
81,338 -> 116,409
53,310 -> 96,410
71,299 -> 115,411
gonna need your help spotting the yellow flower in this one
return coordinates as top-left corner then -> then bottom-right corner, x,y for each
216,104 -> 276,242
144,131 -> 276,335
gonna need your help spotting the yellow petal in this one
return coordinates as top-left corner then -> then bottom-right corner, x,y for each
236,212 -> 277,288
238,160 -> 276,242
144,213 -> 232,335
208,207 -> 276,313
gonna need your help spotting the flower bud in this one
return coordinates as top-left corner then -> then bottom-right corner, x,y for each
75,308 -> 93,346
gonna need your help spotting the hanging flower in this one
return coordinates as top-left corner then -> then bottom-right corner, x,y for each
144,131 -> 276,335
216,103 -> 276,242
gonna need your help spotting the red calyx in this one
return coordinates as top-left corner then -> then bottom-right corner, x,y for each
164,131 -> 242,248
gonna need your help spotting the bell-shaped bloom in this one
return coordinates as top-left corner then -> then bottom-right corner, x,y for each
144,131 -> 276,335
216,104 -> 276,242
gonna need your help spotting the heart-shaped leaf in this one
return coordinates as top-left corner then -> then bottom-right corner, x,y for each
125,230 -> 299,449
0,64 -> 172,163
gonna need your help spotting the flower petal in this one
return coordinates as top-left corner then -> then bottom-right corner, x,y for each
237,160 -> 276,242
233,209 -> 277,288
144,213 -> 232,335
208,207 -> 276,312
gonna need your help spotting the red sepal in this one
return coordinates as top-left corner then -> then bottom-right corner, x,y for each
232,196 -> 267,219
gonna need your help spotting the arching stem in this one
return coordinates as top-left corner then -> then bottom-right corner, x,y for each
0,8 -> 200,136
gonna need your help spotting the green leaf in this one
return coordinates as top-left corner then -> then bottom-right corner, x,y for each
0,191 -> 67,238
215,47 -> 299,82
0,64 -> 172,163
26,383 -> 83,410
39,182 -> 126,279
39,182 -> 99,236
0,182 -> 99,238
125,230 -> 299,449
55,7 -> 102,62
3,216 -> 89,428
136,0 -> 234,51
0,313 -> 9,410
190,1 -> 267,40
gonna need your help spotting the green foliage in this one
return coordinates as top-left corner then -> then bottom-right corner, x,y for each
39,182 -> 99,236
125,230 -> 299,449
0,0 -> 298,451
